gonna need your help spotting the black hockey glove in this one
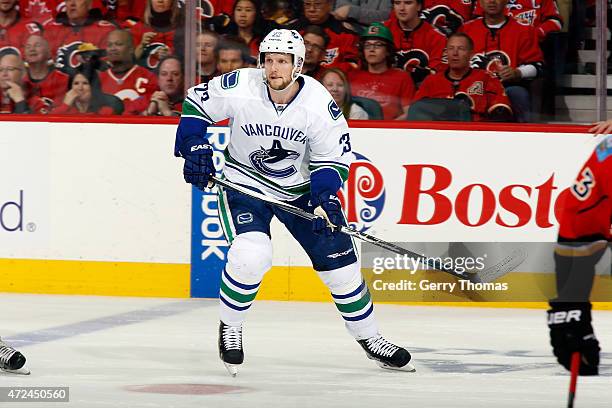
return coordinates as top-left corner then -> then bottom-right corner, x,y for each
179,137 -> 215,190
312,194 -> 342,237
547,302 -> 600,375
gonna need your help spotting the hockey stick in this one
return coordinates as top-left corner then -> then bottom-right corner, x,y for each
212,176 -> 473,281
567,352 -> 581,408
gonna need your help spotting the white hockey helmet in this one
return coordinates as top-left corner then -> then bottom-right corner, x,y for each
258,29 -> 306,89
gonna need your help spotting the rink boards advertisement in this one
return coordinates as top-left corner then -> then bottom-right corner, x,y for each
0,119 -> 609,304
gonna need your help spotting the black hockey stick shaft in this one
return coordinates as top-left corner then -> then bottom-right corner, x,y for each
211,176 -> 468,280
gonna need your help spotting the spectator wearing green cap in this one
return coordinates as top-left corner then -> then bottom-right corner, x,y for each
348,22 -> 415,120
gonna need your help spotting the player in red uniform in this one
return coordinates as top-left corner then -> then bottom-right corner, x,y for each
546,133 -> 611,376
99,29 -> 158,115
474,0 -> 563,41
384,0 -> 447,85
0,0 -> 42,57
422,0 -> 476,34
22,34 -> 69,110
348,23 -> 415,120
413,32 -> 513,121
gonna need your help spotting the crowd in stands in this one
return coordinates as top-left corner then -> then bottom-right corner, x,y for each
0,0 -> 594,122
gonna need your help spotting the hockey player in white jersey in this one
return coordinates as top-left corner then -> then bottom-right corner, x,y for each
174,29 -> 414,376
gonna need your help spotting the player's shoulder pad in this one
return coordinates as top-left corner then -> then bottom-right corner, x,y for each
301,75 -> 344,122
595,134 -> 612,162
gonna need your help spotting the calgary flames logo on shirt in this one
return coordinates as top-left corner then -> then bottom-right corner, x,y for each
396,49 -> 430,73
200,0 -> 214,17
471,50 -> 511,74
140,43 -> 168,70
421,5 -> 464,34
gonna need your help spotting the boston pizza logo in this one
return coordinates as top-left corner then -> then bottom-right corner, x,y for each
337,152 -> 385,232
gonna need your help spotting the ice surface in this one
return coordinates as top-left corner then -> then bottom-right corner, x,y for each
1,294 -> 610,408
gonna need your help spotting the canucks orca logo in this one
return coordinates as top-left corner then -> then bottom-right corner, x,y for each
249,140 -> 300,178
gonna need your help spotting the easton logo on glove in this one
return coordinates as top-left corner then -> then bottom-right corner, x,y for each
191,144 -> 213,152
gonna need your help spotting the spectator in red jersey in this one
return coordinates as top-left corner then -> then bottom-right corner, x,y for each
0,52 -> 46,113
23,34 -> 69,110
288,0 -> 360,69
53,64 -> 123,114
412,32 -> 513,121
99,29 -> 158,114
197,30 -> 219,84
320,68 -> 368,120
348,23 -> 415,120
219,0 -> 275,59
384,0 -> 447,85
473,0 -> 562,41
332,0 -> 392,26
302,25 -> 329,80
20,0 -> 112,24
473,0 -> 564,119
127,0 -> 183,71
459,0 -> 543,122
145,55 -> 182,116
215,38 -> 250,75
44,0 -> 116,64
421,0 -> 476,34
0,0 -> 42,57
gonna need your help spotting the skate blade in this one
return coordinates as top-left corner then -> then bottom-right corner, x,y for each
375,360 -> 416,373
223,362 -> 239,377
1,367 -> 31,375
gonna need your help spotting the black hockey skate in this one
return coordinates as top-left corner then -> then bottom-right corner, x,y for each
0,338 -> 29,375
218,321 -> 244,377
358,334 -> 415,372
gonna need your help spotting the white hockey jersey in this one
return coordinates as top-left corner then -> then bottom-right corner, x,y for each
181,68 -> 354,200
